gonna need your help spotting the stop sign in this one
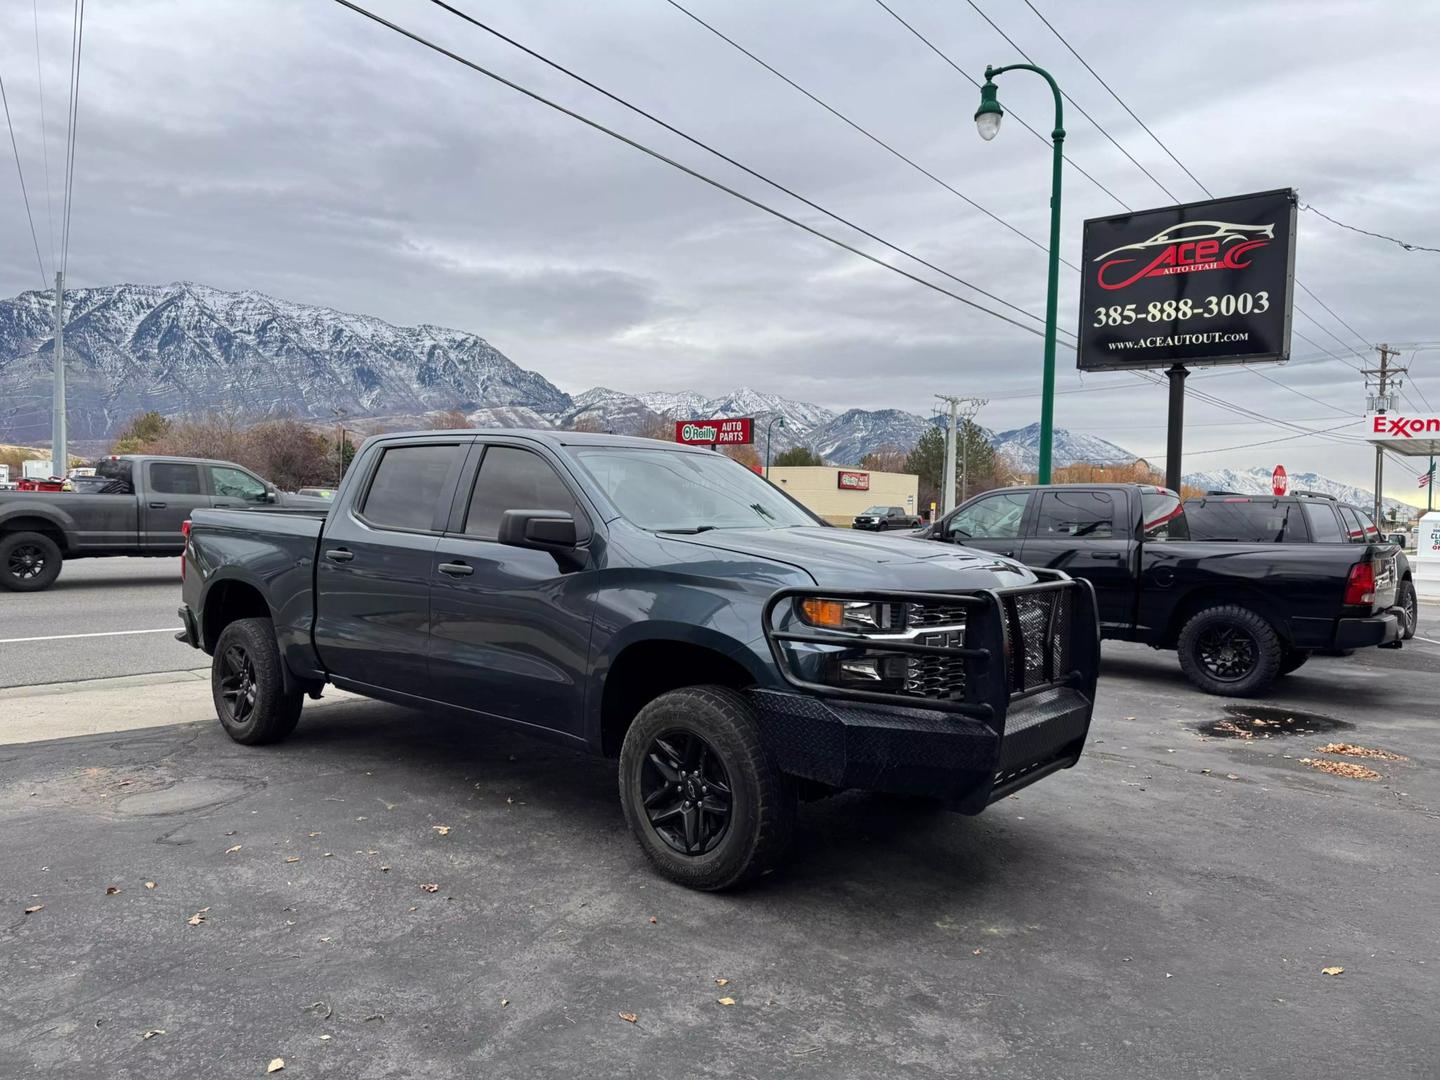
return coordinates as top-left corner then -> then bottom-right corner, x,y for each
1272,464 -> 1288,496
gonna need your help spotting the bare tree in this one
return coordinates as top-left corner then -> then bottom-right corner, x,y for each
428,408 -> 471,430
858,444 -> 907,473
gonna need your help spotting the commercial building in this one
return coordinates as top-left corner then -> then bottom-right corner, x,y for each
767,466 -> 920,526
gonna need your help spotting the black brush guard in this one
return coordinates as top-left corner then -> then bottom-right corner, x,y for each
754,572 -> 1100,811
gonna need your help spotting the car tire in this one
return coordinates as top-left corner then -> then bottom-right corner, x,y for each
619,685 -> 796,891
1399,579 -> 1418,641
1277,648 -> 1310,676
1176,604 -> 1283,697
0,531 -> 63,592
211,617 -> 304,745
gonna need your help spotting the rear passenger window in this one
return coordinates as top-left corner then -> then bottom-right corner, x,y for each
1302,502 -> 1345,542
149,462 -> 202,495
360,445 -> 460,530
1035,491 -> 1115,539
463,447 -> 580,540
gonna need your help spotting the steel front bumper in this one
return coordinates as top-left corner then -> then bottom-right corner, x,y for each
749,684 -> 1092,811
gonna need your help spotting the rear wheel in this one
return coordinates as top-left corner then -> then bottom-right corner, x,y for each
619,686 -> 796,891
211,617 -> 303,745
0,531 -> 63,592
1400,580 -> 1418,641
1177,605 -> 1283,697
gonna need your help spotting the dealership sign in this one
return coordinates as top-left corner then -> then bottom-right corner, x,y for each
1077,188 -> 1296,371
674,417 -> 754,445
837,470 -> 870,491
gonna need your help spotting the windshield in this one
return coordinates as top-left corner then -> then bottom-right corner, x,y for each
861,506 -> 889,515
574,447 -> 819,532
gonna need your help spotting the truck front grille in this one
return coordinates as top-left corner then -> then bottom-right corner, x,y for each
904,628 -> 967,700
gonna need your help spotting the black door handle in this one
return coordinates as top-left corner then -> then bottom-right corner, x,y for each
1002,550 -> 1016,558
438,561 -> 474,578
324,548 -> 354,563
1091,551 -> 1122,560
148,501 -> 167,509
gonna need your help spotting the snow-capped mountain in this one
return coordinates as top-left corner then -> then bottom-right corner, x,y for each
637,387 -> 837,447
551,387 -> 663,434
1182,466 -> 1416,515
807,409 -> 934,464
990,423 -> 1137,473
0,282 -> 570,441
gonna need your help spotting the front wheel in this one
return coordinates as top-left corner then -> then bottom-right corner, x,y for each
1176,604 -> 1283,697
0,531 -> 63,592
619,686 -> 796,891
1399,580 -> 1418,641
211,617 -> 303,745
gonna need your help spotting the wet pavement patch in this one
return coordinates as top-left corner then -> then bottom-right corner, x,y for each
1196,705 -> 1352,741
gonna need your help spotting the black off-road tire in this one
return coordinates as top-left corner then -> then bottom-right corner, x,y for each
1177,605 -> 1283,698
1278,648 -> 1310,676
1399,579 -> 1418,641
211,617 -> 304,745
619,686 -> 796,891
0,531 -> 63,592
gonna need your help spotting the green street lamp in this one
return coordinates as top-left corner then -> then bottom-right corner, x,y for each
975,63 -> 1064,485
764,415 -> 786,479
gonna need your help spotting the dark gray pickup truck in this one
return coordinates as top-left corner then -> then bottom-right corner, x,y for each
179,430 -> 1100,889
0,454 -> 329,591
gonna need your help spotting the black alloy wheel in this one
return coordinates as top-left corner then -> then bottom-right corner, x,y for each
1194,623 -> 1259,682
640,728 -> 733,856
217,643 -> 259,724
7,541 -> 46,583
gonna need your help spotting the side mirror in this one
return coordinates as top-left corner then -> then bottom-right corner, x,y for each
498,509 -> 579,551
265,490 -> 279,504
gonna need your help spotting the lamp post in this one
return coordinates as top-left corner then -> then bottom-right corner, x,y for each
764,415 -> 786,479
975,63 -> 1064,485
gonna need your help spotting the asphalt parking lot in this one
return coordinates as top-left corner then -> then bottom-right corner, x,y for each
2,563 -> 1438,1078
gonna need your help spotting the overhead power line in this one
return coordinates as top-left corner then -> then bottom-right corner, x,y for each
870,0 -> 1130,211
32,0 -> 55,271
427,0 -> 1052,332
963,0 -> 1180,203
0,61 -> 48,285
1300,202 -> 1440,255
331,0 -> 1062,343
661,0 -> 1079,268
60,0 -> 86,275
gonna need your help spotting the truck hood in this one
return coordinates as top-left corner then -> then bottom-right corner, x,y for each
666,526 -> 1037,590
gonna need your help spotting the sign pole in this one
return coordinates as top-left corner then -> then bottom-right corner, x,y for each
1430,454 -> 1435,514
1164,364 -> 1188,493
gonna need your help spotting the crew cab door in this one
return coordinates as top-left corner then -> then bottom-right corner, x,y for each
932,490 -> 1033,558
141,460 -> 210,551
313,439 -> 468,697
1020,489 -> 1134,628
426,441 -> 597,739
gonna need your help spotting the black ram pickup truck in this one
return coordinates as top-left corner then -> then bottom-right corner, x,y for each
923,483 -> 1403,696
0,455 -> 329,592
179,430 -> 1100,890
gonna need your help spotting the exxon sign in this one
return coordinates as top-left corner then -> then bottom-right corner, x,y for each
674,417 -> 754,445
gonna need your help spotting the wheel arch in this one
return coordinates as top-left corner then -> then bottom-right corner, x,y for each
200,575 -> 274,653
0,514 -> 71,553
1162,585 -> 1291,647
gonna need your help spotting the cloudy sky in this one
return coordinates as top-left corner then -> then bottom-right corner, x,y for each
1,0 -> 1437,500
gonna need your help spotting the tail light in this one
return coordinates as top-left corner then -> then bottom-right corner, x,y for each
180,520 -> 191,581
1343,559 -> 1375,607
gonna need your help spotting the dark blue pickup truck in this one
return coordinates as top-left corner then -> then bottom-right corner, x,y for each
179,430 -> 1099,889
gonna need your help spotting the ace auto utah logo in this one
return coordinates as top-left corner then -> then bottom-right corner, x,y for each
1094,220 -> 1275,291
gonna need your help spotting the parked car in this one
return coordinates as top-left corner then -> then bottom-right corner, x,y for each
0,454 -> 331,592
852,505 -> 921,530
179,430 -> 1101,890
1184,491 -> 1419,641
295,487 -> 336,500
921,483 -> 1404,696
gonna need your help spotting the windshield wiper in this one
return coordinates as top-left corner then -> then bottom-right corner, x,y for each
656,525 -> 720,534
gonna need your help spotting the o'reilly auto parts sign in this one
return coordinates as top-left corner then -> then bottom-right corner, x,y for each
1077,188 -> 1296,372
674,417 -> 754,445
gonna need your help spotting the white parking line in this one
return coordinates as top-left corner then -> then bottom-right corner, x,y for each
1415,635 -> 1440,646
0,628 -> 177,645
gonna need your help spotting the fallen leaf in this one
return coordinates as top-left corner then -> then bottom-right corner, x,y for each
1321,966 -> 1344,976
648,916 -> 657,924
24,904 -> 43,914
379,866 -> 391,873
972,948 -> 983,956
1225,774 -> 1239,781
501,999 -> 509,1008
267,1058 -> 285,1073
714,978 -> 729,987
618,1012 -> 638,1024
323,853 -> 333,858
144,881 -> 156,890
1124,716 -> 1136,721
187,907 -> 210,926
1315,742 -> 1406,762
717,997 -> 736,1006
419,883 -> 439,893
226,845 -> 242,854
141,1029 -> 165,1040
1299,758 -> 1382,781
105,885 -> 122,896
319,1034 -> 332,1041
284,856 -> 301,864
308,832 -> 321,838
432,825 -> 451,836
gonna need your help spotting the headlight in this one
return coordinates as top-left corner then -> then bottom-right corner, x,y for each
797,598 -> 886,630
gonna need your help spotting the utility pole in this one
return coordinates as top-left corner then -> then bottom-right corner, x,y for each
1363,344 -> 1406,523
935,395 -> 986,514
51,272 -> 67,480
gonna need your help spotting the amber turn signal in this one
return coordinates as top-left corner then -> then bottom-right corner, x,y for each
799,598 -> 848,628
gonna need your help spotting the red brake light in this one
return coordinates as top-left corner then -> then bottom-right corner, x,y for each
180,520 -> 191,581
1343,560 -> 1375,606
